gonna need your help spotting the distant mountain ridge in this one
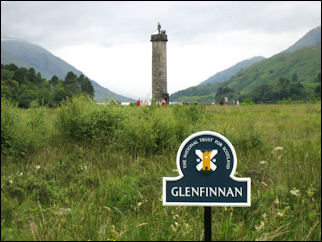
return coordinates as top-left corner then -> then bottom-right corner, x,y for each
200,56 -> 266,85
222,44 -> 321,94
170,25 -> 321,102
1,38 -> 134,102
170,56 -> 266,101
171,44 -> 321,103
284,26 -> 321,53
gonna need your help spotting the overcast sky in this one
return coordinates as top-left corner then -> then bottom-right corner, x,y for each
1,1 -> 321,99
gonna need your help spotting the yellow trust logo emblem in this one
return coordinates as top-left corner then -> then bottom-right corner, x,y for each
195,150 -> 217,174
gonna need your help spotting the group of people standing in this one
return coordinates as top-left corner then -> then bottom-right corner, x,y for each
136,99 -> 149,107
158,99 -> 167,106
136,99 -> 167,107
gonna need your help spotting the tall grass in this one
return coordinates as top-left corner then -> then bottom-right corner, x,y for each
1,98 -> 51,160
1,96 -> 321,241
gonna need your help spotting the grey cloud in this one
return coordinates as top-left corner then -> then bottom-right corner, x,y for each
1,1 -> 321,50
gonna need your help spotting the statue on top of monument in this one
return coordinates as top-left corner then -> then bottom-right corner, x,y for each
157,22 -> 166,35
158,22 -> 161,34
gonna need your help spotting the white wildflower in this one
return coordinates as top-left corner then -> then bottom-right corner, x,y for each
290,188 -> 300,197
103,206 -> 111,212
35,165 -> 41,170
170,221 -> 179,232
307,187 -> 316,197
255,221 -> 265,231
261,181 -> 268,187
171,224 -> 177,232
57,208 -> 71,216
172,214 -> 179,220
276,211 -> 284,218
80,165 -> 88,170
274,196 -> 279,205
260,160 -> 267,165
272,146 -> 283,152
137,223 -> 148,227
137,202 -> 142,207
283,206 -> 291,213
184,223 -> 191,230
9,179 -> 13,184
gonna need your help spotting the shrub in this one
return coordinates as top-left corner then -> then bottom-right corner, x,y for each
173,104 -> 205,123
116,106 -> 196,156
1,98 -> 18,156
241,97 -> 255,105
1,98 -> 48,159
56,95 -> 125,144
117,107 -> 157,156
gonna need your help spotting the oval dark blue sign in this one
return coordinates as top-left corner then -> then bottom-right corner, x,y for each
163,131 -> 251,206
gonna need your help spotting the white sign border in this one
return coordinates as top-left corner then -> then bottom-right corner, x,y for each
162,130 -> 251,206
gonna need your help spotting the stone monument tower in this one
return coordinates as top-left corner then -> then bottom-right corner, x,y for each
151,23 -> 169,104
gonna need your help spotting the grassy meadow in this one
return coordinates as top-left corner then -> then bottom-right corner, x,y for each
1,96 -> 321,241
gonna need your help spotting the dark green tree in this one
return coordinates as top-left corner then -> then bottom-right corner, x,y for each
292,73 -> 298,82
279,77 -> 290,86
27,68 -> 37,83
35,72 -> 44,87
316,73 -> 321,82
38,82 -> 52,106
52,84 -> 72,106
215,86 -> 235,103
13,67 -> 28,86
17,86 -> 38,108
288,82 -> 306,100
78,74 -> 94,98
64,71 -> 80,94
314,84 -> 321,99
6,63 -> 19,72
1,65 -> 95,108
249,84 -> 275,103
1,68 -> 18,100
49,75 -> 60,88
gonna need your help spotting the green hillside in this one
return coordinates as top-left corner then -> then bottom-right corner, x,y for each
200,56 -> 266,85
1,39 -> 134,102
171,44 -> 321,103
170,56 -> 266,102
224,44 -> 321,94
1,39 -> 74,80
171,26 -> 321,104
170,83 -> 219,102
284,26 -> 321,53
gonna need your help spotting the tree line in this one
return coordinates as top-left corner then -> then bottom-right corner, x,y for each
1,63 -> 94,108
214,73 -> 321,104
